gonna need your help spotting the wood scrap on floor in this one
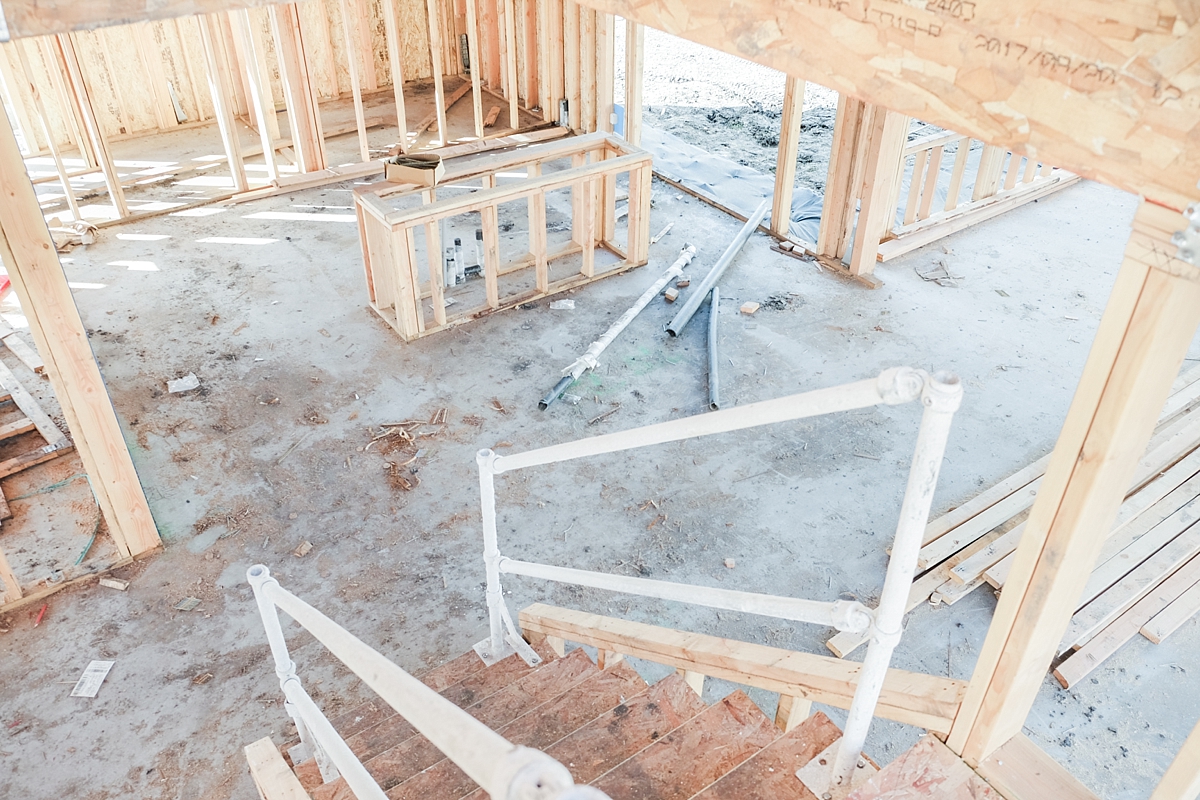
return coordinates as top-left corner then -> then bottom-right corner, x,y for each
828,364 -> 1200,678
0,359 -> 81,608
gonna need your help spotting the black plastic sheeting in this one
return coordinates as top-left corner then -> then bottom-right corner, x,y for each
640,125 -> 824,245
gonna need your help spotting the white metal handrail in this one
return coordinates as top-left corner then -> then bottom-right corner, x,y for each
476,367 -> 962,792
247,565 -> 610,800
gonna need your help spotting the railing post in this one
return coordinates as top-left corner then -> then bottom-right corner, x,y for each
827,372 -> 962,793
247,565 -> 340,784
474,449 -> 511,665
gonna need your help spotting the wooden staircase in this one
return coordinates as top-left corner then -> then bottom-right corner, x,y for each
270,640 -> 848,800
246,615 -> 1097,800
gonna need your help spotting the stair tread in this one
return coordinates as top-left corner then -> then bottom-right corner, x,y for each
345,713 -> 419,762
326,700 -> 396,741
502,661 -> 648,751
467,648 -> 599,729
422,649 -> 493,692
310,778 -> 355,800
592,690 -> 780,800
364,732 -> 446,792
693,712 -> 843,800
544,673 -> 708,785
386,758 -> 474,800
846,735 -> 1002,800
439,642 -> 556,709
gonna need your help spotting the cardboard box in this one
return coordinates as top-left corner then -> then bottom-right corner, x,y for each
385,154 -> 445,186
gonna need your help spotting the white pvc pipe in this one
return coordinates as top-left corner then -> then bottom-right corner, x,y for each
561,245 -> 697,381
478,450 -> 507,662
284,681 -> 390,800
258,573 -> 588,799
831,372 -> 962,788
493,367 -> 926,474
500,558 -> 873,630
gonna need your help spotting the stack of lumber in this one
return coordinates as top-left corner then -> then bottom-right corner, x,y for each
827,366 -> 1200,688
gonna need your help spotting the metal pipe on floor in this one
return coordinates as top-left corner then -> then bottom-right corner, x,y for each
707,287 -> 720,411
665,199 -> 770,337
539,245 -> 698,410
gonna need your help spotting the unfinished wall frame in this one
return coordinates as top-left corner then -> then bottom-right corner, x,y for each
354,132 -> 650,341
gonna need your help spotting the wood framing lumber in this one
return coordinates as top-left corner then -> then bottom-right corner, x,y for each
829,527 -> 1009,658
0,109 -> 160,559
847,105 -> 906,277
502,0 -> 519,128
269,3 -> 327,172
0,360 -> 64,445
11,41 -> 83,220
520,603 -> 966,734
774,693 -> 812,734
1150,716 -> 1200,800
920,475 -> 1042,567
336,0 -> 370,162
1054,552 -> 1200,688
55,34 -> 130,218
950,409 -> 1200,588
1060,518 -> 1200,652
877,174 -> 1081,262
950,202 -> 1200,764
0,1 -> 293,39
198,14 -> 250,193
0,546 -> 22,603
0,438 -> 75,478
0,554 -> 135,613
571,0 -> 1200,211
0,418 -> 36,441
380,0 -> 411,151
230,9 -> 279,180
425,0 -> 449,142
595,12 -> 613,134
1141,579 -> 1200,644
412,79 -> 474,138
245,737 -> 310,800
770,75 -> 803,239
816,97 -> 863,260
975,734 -> 1099,800
623,18 -> 644,146
462,0 -> 484,137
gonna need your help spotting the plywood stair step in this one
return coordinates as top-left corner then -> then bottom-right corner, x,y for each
289,644 -> 881,800
693,712 -> 844,800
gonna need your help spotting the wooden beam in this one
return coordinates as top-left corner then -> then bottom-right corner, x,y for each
1150,717 -> 1200,800
623,18 -> 643,146
12,41 -> 82,220
245,737 -> 310,800
569,0 -> 1200,211
535,0 -> 551,121
133,23 -> 178,130
770,74 -> 803,238
595,11 -> 613,134
231,9 -> 279,180
381,0 -> 411,150
816,95 -> 864,260
55,34 -> 130,217
462,0 -> 485,137
563,0 -> 579,130
426,0 -> 449,143
846,104 -> 905,278
948,201 -> 1200,765
522,0 -> 539,109
0,1 -> 293,40
269,2 -> 326,172
337,0 -> 371,162
976,734 -> 1099,800
520,603 -> 967,734
0,110 -> 160,559
502,0 -> 520,128
198,14 -> 249,193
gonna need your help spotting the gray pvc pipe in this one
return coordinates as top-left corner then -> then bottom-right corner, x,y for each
665,198 -> 771,337
707,287 -> 720,411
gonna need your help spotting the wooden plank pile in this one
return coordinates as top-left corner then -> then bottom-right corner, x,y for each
827,365 -> 1200,688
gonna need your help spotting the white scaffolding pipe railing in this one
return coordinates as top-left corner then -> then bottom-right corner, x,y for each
247,565 -> 611,800
475,367 -> 962,795
499,558 -> 874,631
